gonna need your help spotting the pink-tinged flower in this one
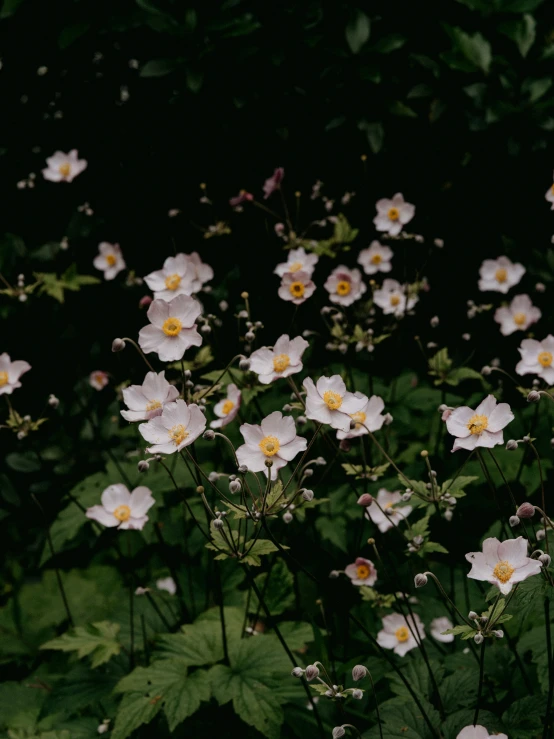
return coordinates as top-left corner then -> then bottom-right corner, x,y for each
516,335 -> 554,384
324,266 -> 367,307
229,190 -> 254,207
278,270 -> 316,305
366,489 -> 412,533
274,247 -> 318,278
373,193 -> 415,236
303,375 -> 367,432
0,354 -> 31,395
93,242 -> 126,281
446,395 -> 514,453
139,399 -> 206,454
236,411 -> 307,480
494,294 -> 541,336
465,536 -> 542,595
430,617 -> 454,644
357,241 -> 393,275
86,484 -> 155,530
139,295 -> 153,309
249,334 -> 309,384
144,252 -> 213,301
478,256 -> 525,294
138,295 -> 202,362
377,613 -> 425,657
42,149 -> 87,183
545,174 -> 554,210
263,167 -> 284,199
89,371 -> 109,391
373,278 -> 418,317
211,383 -> 241,429
121,371 -> 179,422
156,577 -> 176,595
336,394 -> 388,440
345,557 -> 377,587
457,727 -> 507,739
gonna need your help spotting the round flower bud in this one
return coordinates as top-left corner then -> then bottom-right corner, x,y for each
332,728 -> 346,739
539,553 -> 551,567
203,430 -> 215,441
283,510 -> 293,524
48,394 -> 60,408
527,390 -> 541,403
339,439 -> 352,452
302,489 -> 314,502
139,295 -> 153,308
239,358 -> 250,371
430,316 -> 439,328
401,491 -> 412,502
413,535 -> 424,546
213,518 -> 225,530
291,667 -> 304,678
111,338 -> 125,352
537,529 -> 546,541
509,515 -> 520,528
481,365 -> 492,376
237,464 -> 248,474
438,404 -> 448,413
208,471 -> 219,482
383,413 -> 393,426
493,630 -> 504,639
357,493 -> 373,507
506,439 -> 518,451
245,331 -> 255,342
420,450 -> 429,458
352,665 -> 367,682
264,459 -> 273,468
414,573 -> 428,588
329,570 -> 340,578
516,502 -> 535,519
282,404 -> 292,412
468,611 -> 478,620
138,460 -> 149,472
304,468 -> 314,477
474,633 -> 484,644
241,291 -> 249,299
305,664 -> 319,681
229,480 -> 242,494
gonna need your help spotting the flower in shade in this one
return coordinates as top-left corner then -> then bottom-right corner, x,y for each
303,375 -> 367,432
139,399 -> 206,454
42,149 -> 87,182
89,371 -> 109,391
478,256 -> 525,294
494,294 -> 541,336
457,727 -> 507,739
263,167 -> 284,199
121,371 -> 179,422
93,243 -> 126,281
545,174 -> 554,210
274,247 -> 318,278
211,383 -> 241,429
249,334 -> 309,384
446,395 -> 514,453
373,278 -> 418,317
465,536 -> 542,595
516,335 -> 554,384
156,577 -> 177,595
377,613 -> 425,656
324,266 -> 367,307
86,484 -> 155,530
144,253 -> 213,301
365,489 -> 412,533
345,557 -> 377,587
229,190 -> 254,207
373,193 -> 415,236
357,241 -> 393,275
236,411 -> 307,480
0,354 -> 31,395
336,394 -> 388,440
430,617 -> 454,644
138,295 -> 202,362
278,271 -> 316,305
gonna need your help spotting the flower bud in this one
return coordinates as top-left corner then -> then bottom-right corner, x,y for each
493,630 -> 504,639
304,468 -> 314,477
239,358 -> 250,371
468,611 -> 478,620
430,316 -> 439,328
527,390 -> 541,403
305,664 -> 319,681
282,404 -> 292,412
420,450 -> 429,458
213,518 -> 224,530
537,529 -> 546,541
339,439 -> 352,452
208,471 -> 219,482
265,459 -> 273,468
444,509 -> 453,521
48,393 -> 60,408
401,491 -> 412,502
509,515 -> 520,528
474,633 -> 484,644
352,689 -> 364,700
516,502 -> 535,519
414,573 -> 428,588
332,728 -> 346,739
203,430 -> 215,441
111,338 -> 125,352
329,570 -> 340,578
229,480 -> 241,494
383,413 -> 393,426
302,489 -> 314,502
506,439 -> 518,451
138,460 -> 149,472
413,535 -> 424,546
481,365 -> 492,376
139,295 -> 152,309
352,665 -> 367,681
291,667 -> 304,678
283,510 -> 293,524
238,464 -> 248,474
539,553 -> 551,567
357,493 -> 373,507
245,331 -> 255,342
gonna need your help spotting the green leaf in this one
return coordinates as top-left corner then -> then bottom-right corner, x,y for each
157,620 -> 224,665
252,560 -> 294,616
140,58 -> 180,77
0,0 -> 26,19
499,14 -> 536,57
241,539 -> 281,566
445,366 -> 484,386
454,28 -> 492,73
6,451 -> 41,473
58,22 -> 90,49
0,681 -> 46,730
40,621 -> 121,667
345,11 -> 370,54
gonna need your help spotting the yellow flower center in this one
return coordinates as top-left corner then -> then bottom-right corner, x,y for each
289,281 -> 305,298
384,501 -> 394,510
551,184 -> 554,195
113,505 -> 131,522
163,317 -> 183,336
371,254 -> 382,265
350,411 -> 367,429
0,372 -> 8,387
105,254 -> 117,266
169,424 -> 188,446
222,399 -> 234,415
259,435 -> 280,456
94,373 -> 105,385
388,207 -> 400,221
146,399 -> 162,412
513,312 -> 526,326
493,560 -> 515,584
395,626 -> 410,643
165,273 -> 181,291
467,414 -> 488,435
58,162 -> 71,177
495,268 -> 508,283
273,354 -> 290,373
538,351 -> 553,367
323,390 -> 343,410
336,280 -> 351,296
390,294 -> 401,307
356,564 -> 371,580
289,261 -> 303,273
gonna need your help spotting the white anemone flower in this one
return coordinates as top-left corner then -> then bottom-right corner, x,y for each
42,149 -> 87,182
274,247 -> 318,278
156,577 -> 177,595
373,193 -> 415,236
357,241 -> 393,275
545,173 -> 554,210
236,411 -> 307,480
494,294 -> 541,336
93,242 -> 126,280
121,371 -> 179,422
478,256 -> 525,294
278,270 -> 316,305
0,354 -> 31,395
86,484 -> 155,530
457,727 -> 507,739
430,617 -> 454,644
89,371 -> 109,391
138,295 -> 202,362
377,613 -> 425,657
303,375 -> 367,432
336,393 -> 388,440
466,536 -> 542,595
365,489 -> 412,533
373,278 -> 418,317
324,265 -> 366,307
446,395 -> 514,453
139,399 -> 206,454
211,383 -> 241,429
144,252 -> 213,300
249,334 -> 309,384
516,335 -> 554,384
344,557 -> 378,587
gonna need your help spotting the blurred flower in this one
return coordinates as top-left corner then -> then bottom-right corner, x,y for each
357,241 -> 393,275
249,334 -> 309,384
86,484 -> 155,530
139,295 -> 152,309
89,371 -> 109,391
138,295 -> 202,362
494,294 -> 541,336
377,613 -> 424,656
42,149 -> 87,182
366,489 -> 412,533
324,266 -> 367,306
0,354 -> 31,395
93,242 -> 126,281
430,617 -> 454,643
373,278 -> 418,317
545,174 -> 554,210
278,271 -> 316,305
263,167 -> 284,199
139,399 -> 206,454
466,536 -> 542,595
373,193 -> 415,235
303,375 -> 366,432
336,394 -> 388,440
457,727 -> 507,739
121,371 -> 179,422
236,411 -> 307,480
144,253 -> 213,300
478,256 -> 525,294
516,335 -> 554,385
274,247 -> 318,278
156,576 -> 177,595
229,190 -> 254,207
345,557 -> 377,586
446,395 -> 513,453
211,383 -> 241,429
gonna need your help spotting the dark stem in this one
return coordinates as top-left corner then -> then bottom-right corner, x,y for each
473,639 -> 486,726
544,597 -> 553,739
216,561 -> 230,666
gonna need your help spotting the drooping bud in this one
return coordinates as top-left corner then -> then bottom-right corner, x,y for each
509,515 -> 520,527
352,665 -> 367,681
291,667 -> 304,678
468,611 -> 478,620
229,480 -> 242,494
506,439 -> 518,451
539,553 -> 551,567
138,460 -> 149,472
245,331 -> 255,342
332,728 -> 346,739
481,365 -> 492,376
414,573 -> 428,588
339,439 -> 352,452
112,338 -> 125,352
383,413 -> 393,426
527,390 -> 541,403
357,493 -> 373,507
304,468 -> 313,477
208,471 -> 219,482
302,489 -> 314,502
48,394 -> 60,408
283,510 -> 293,524
305,664 -> 319,681
238,464 -> 248,474
493,630 -> 504,639
401,491 -> 412,502
352,689 -> 364,700
239,358 -> 250,371
474,633 -> 484,644
537,529 -> 546,541
516,502 -> 535,519
203,429 -> 215,441
329,570 -> 340,578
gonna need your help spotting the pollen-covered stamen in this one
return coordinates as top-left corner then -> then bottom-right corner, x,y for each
163,317 -> 183,336
390,294 -> 401,307
105,254 -> 117,266
467,414 -> 488,435
222,399 -> 234,415
388,207 -> 400,221
58,162 -> 71,177
395,626 -> 410,643
169,424 -> 188,446
273,353 -> 290,373
259,435 -> 280,456
289,261 -> 303,273
113,504 -> 131,522
350,411 -> 367,429
0,371 -> 8,387
165,273 -> 181,291
146,399 -> 162,412
495,268 -> 508,283
538,351 -> 553,367
493,560 -> 515,584
289,281 -> 305,298
356,564 -> 371,580
513,312 -> 526,326
323,390 -> 342,410
551,184 -> 554,195
336,280 -> 351,296
371,254 -> 382,265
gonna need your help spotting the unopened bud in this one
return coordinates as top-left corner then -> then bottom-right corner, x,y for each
48,393 -> 60,408
196,486 -> 205,494
516,502 -> 535,519
352,689 -> 363,700
430,316 -> 439,328
401,491 -> 412,502
481,365 -> 492,376
493,630 -> 504,639
138,460 -> 149,472
383,413 -> 393,426
537,529 -> 546,541
245,331 -> 255,342
111,338 -> 125,352
282,404 -> 292,412
302,489 -> 314,502
203,430 -> 215,440
238,464 -> 248,474
229,480 -> 242,494
506,439 -> 518,451
213,518 -> 224,530
329,570 -> 340,578
420,450 -> 429,458
241,291 -> 249,299
332,728 -> 346,739
239,358 -> 250,371
208,471 -> 219,482
305,664 -> 319,681
291,667 -> 304,678
339,439 -> 352,452
352,665 -> 367,681
283,510 -> 293,524
357,493 -> 373,507
527,390 -> 541,403
265,459 -> 273,468
509,515 -> 520,527
468,611 -> 478,620
413,535 -> 424,546
539,553 -> 551,567
414,573 -> 428,588
304,468 -> 313,477
474,633 -> 484,644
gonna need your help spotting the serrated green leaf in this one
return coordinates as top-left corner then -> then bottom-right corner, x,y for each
41,621 -> 121,667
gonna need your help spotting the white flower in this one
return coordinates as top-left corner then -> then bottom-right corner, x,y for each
138,295 -> 202,362
89,371 -> 109,391
156,577 -> 177,595
344,557 -> 377,587
446,395 -> 514,453
373,193 -> 415,236
457,727 -> 507,739
478,256 -> 525,294
93,242 -> 126,280
465,536 -> 542,595
336,394 -> 388,440
139,399 -> 206,454
211,383 -> 241,429
516,335 -> 554,384
0,354 -> 31,395
278,271 -> 316,305
249,334 -> 309,384
545,173 -> 554,210
357,241 -> 393,275
121,371 -> 179,422
377,613 -> 425,657
236,411 -> 307,480
494,294 -> 541,336
144,252 -> 213,300
366,489 -> 412,533
373,278 -> 418,317
324,266 -> 366,307
42,149 -> 87,182
86,484 -> 155,530
430,617 -> 454,644
274,247 -> 318,278
303,375 -> 367,432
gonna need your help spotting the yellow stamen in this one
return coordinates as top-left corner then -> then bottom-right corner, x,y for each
350,411 -> 367,429
371,254 -> 382,265
390,294 -> 401,307
551,184 -> 554,195
495,268 -> 508,283
222,399 -> 234,415
169,424 -> 188,446
0,372 -> 8,387
273,354 -> 290,373
58,162 -> 71,177
289,261 -> 303,273
323,390 -> 342,410
163,317 -> 182,336
388,207 -> 400,221
259,435 -> 280,456
165,273 -> 181,291
336,280 -> 351,296
493,560 -> 515,584
538,351 -> 553,367
467,414 -> 488,435
146,400 -> 162,412
356,564 -> 371,580
289,281 -> 305,298
105,254 -> 117,266
513,312 -> 526,327
384,501 -> 394,510
395,626 -> 410,643
113,505 -> 131,522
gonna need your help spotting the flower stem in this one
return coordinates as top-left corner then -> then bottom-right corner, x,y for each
473,638 -> 486,726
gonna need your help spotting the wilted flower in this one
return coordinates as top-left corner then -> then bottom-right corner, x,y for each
274,247 -> 318,278
373,278 -> 418,317
373,193 -> 415,235
139,399 -> 206,454
377,613 -> 425,656
366,489 -> 412,533
249,334 -> 309,384
303,375 -> 366,432
236,411 -> 307,480
0,354 -> 31,395
478,256 -> 525,294
89,371 -> 109,391
93,243 -> 126,280
430,617 -> 454,643
324,266 -> 367,307
516,335 -> 554,385
156,577 -> 177,595
263,167 -> 284,198
357,241 -> 393,275
278,270 -> 316,305
42,149 -> 87,182
336,393 -> 388,440
446,395 -> 513,453
344,557 -> 377,586
138,295 -> 202,362
144,253 -> 213,300
211,383 -> 241,429
494,294 -> 541,336
121,371 -> 179,422
86,484 -> 155,530
466,536 -> 542,594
